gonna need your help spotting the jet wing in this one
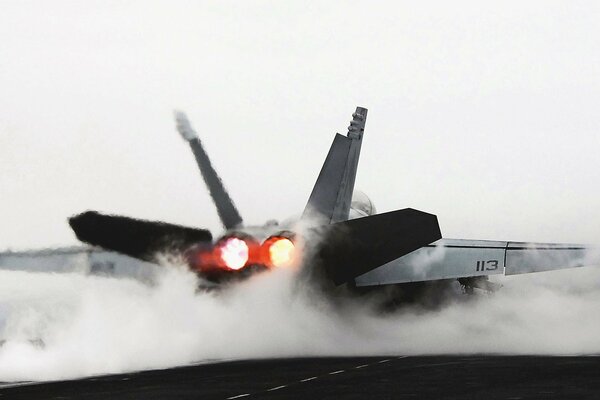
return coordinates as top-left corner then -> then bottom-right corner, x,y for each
504,242 -> 595,275
354,238 -> 600,287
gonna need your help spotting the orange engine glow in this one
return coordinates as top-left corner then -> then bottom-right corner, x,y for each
217,237 -> 250,270
263,237 -> 295,267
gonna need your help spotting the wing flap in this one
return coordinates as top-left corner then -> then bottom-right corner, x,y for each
505,242 -> 596,275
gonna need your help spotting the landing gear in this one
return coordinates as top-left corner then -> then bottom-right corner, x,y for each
458,276 -> 502,295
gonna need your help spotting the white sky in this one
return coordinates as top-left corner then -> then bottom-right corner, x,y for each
1,0 -> 600,249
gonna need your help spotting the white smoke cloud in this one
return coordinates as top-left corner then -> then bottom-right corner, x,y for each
1,260 -> 600,382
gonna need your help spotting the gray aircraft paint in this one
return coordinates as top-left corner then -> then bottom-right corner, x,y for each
303,107 -> 367,224
175,111 -> 243,230
0,247 -> 160,281
355,239 -> 599,286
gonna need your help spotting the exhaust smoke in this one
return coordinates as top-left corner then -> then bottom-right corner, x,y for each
1,255 -> 600,382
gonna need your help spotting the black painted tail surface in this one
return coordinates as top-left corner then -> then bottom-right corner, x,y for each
69,211 -> 212,262
318,208 -> 441,285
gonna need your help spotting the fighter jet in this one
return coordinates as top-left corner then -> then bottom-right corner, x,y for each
69,107 -> 599,292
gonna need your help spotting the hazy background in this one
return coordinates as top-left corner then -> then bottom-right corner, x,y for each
1,1 -> 600,248
2,2 -> 600,380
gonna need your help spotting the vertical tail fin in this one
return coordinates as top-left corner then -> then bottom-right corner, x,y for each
174,111 -> 243,230
302,107 -> 367,224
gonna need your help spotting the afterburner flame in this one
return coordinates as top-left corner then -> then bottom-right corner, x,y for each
267,237 -> 295,267
217,237 -> 249,270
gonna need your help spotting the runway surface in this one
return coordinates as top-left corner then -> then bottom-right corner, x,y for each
2,356 -> 600,399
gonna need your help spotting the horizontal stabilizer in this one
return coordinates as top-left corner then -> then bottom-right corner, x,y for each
318,208 -> 441,285
69,211 -> 212,262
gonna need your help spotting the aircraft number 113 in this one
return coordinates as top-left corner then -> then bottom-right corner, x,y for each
476,260 -> 499,272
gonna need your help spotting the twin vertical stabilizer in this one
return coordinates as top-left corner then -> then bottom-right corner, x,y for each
302,107 -> 367,224
174,106 -> 367,229
174,112 -> 243,230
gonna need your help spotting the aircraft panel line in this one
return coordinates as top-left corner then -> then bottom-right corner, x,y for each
425,245 -> 506,249
425,245 -> 589,251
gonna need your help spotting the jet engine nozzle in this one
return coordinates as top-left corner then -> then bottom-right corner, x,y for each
214,234 -> 260,271
261,232 -> 297,268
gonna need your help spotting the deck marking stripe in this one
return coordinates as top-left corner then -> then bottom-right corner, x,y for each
227,358 -> 406,398
226,394 -> 250,399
